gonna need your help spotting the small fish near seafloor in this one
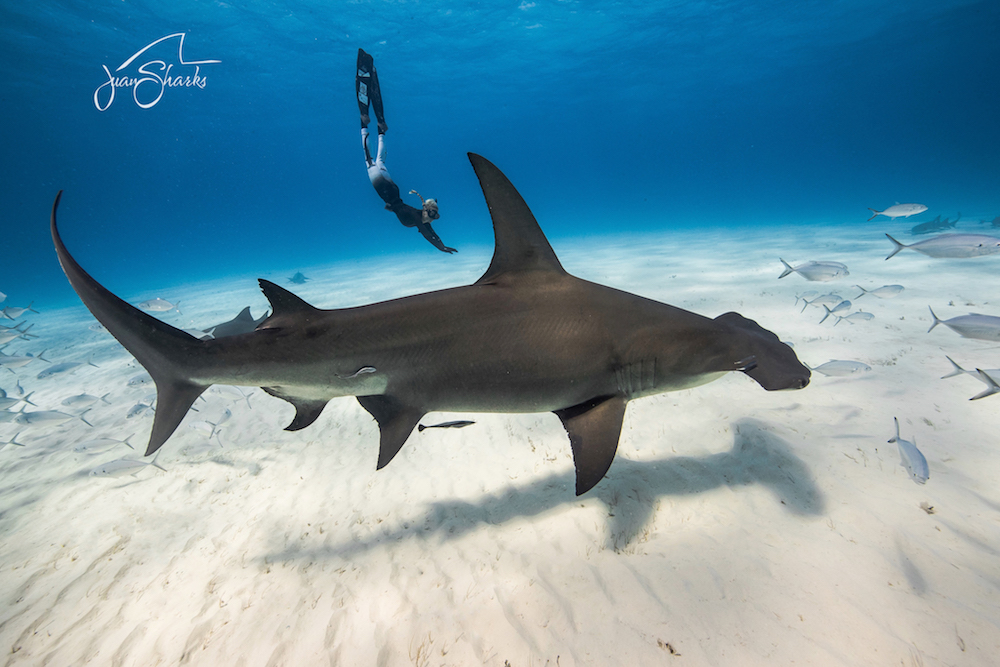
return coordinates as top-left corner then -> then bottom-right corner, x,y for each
941,356 -> 1000,381
89,455 -> 166,478
0,322 -> 36,345
12,409 -> 91,427
50,154 -> 811,496
138,298 -> 180,313
885,233 -> 1000,260
927,307 -> 1000,341
969,369 -> 1000,401
818,300 -> 851,324
61,392 -> 112,409
793,291 -> 819,307
37,358 -> 99,380
854,284 -> 904,299
0,351 -> 50,370
779,260 -> 849,282
288,272 -> 310,285
834,311 -> 874,326
73,435 -> 135,454
807,360 -> 871,377
127,372 -> 153,387
800,293 -> 843,313
941,356 -> 1000,400
867,203 -> 927,221
888,417 -> 929,485
0,391 -> 35,410
2,303 -> 39,320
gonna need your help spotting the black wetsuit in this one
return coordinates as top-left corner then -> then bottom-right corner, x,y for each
356,48 -> 456,254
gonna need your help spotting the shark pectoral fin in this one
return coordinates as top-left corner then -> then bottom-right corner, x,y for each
554,395 -> 627,496
356,395 -> 425,469
261,388 -> 329,430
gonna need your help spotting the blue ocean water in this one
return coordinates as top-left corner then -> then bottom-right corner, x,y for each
1,0 -> 998,308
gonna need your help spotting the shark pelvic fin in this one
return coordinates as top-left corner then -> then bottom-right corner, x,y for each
468,153 -> 566,284
50,191 -> 209,457
554,395 -> 627,495
356,395 -> 425,469
261,388 -> 330,430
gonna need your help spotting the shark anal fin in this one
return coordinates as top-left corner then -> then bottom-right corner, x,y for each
261,388 -> 330,431
356,395 -> 424,469
554,395 -> 627,495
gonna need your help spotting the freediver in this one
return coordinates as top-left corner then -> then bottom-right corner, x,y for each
356,48 -> 457,254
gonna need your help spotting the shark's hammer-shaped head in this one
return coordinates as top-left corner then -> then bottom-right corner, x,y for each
714,312 -> 810,391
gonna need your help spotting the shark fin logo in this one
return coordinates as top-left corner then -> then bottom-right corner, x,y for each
94,33 -> 221,111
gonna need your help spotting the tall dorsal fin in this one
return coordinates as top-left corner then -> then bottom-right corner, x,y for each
258,279 -> 320,319
468,153 -> 566,284
233,306 -> 253,321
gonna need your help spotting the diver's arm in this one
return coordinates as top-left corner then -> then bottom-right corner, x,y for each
416,222 -> 457,253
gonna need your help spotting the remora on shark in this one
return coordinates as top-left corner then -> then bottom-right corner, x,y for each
51,153 -> 810,495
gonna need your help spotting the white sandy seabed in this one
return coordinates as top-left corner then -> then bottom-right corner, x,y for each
1,220 -> 999,666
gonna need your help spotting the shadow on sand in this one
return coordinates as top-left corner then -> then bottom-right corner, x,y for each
263,417 -> 825,562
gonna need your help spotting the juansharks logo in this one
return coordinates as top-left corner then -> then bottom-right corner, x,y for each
94,33 -> 221,111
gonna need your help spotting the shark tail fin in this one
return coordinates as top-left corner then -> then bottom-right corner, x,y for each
868,208 -> 881,222
51,191 -> 210,457
884,233 -> 906,260
927,306 -> 943,333
778,259 -> 795,279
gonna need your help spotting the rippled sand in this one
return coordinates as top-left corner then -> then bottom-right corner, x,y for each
1,222 -> 999,666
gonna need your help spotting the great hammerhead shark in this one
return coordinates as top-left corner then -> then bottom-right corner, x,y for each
51,154 -> 810,494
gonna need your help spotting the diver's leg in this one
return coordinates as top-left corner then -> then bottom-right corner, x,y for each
369,135 -> 401,204
361,127 -> 373,167
356,48 -> 374,128
375,132 -> 388,167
